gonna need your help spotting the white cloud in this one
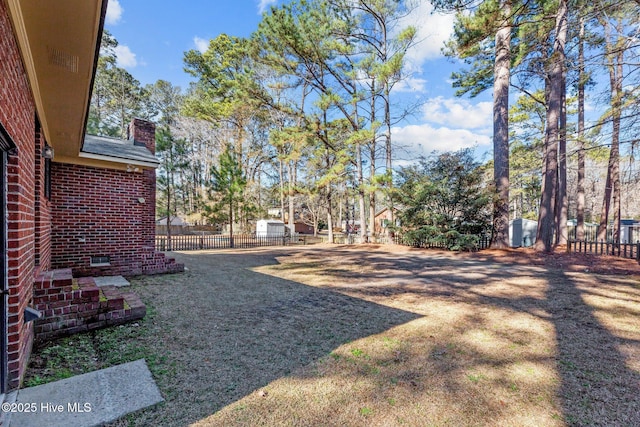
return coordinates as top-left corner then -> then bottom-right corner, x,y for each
393,77 -> 429,93
114,45 -> 137,68
194,37 -> 209,54
398,0 -> 455,71
258,0 -> 278,14
106,0 -> 123,25
422,97 -> 493,130
392,123 -> 491,154
584,99 -> 596,113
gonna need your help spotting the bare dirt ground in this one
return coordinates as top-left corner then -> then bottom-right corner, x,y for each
27,244 -> 640,426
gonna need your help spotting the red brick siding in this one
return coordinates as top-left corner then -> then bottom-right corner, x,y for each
1,0 -> 37,389
50,164 -> 156,276
34,122 -> 52,270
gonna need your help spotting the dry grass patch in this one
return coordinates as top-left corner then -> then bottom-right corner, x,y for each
193,245 -> 640,426
198,314 -> 562,427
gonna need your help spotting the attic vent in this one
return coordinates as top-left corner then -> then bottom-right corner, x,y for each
48,47 -> 79,73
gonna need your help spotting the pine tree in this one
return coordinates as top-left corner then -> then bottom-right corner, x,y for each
535,0 -> 568,252
435,0 -> 522,248
88,30 -> 150,138
209,148 -> 248,247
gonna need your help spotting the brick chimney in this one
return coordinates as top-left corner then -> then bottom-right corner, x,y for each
128,118 -> 156,154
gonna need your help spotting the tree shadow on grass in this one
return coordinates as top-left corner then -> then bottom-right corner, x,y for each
546,271 -> 640,426
128,250 -> 422,427
264,247 -> 640,426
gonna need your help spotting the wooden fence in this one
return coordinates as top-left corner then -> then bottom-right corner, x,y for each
155,234 -> 292,251
568,239 -> 640,263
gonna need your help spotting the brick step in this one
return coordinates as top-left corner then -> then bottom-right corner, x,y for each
34,268 -> 74,296
119,291 -> 147,320
34,276 -> 100,313
141,246 -> 185,274
98,286 -> 124,310
34,274 -> 146,342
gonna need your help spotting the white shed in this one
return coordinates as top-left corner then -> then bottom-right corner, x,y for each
509,218 -> 538,247
621,219 -> 640,244
256,219 -> 286,237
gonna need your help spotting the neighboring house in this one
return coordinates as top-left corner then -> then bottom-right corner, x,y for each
156,216 -> 190,235
294,222 -> 314,235
374,207 -> 401,235
0,1 -> 182,392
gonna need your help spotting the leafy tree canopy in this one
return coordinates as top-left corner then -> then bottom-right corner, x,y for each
393,148 -> 492,250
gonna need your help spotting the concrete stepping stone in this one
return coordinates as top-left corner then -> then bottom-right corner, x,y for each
7,359 -> 162,427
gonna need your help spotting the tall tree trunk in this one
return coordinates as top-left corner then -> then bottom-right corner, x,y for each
313,213 -> 318,237
384,83 -> 393,234
256,163 -> 262,211
597,166 -> 613,241
166,188 -> 172,251
338,193 -> 343,230
350,80 -> 367,243
491,0 -> 512,249
597,17 -> 623,244
327,190 -> 334,244
356,142 -> 367,243
556,62 -> 568,245
278,158 -> 286,222
611,29 -> 623,245
229,200 -> 234,248
535,0 -> 567,252
369,178 -> 376,240
576,17 -> 586,240
369,81 -> 377,240
287,160 -> 296,234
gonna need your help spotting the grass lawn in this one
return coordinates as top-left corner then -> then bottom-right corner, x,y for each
24,245 -> 640,426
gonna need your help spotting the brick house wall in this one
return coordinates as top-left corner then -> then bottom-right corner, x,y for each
50,162 -> 156,277
1,2 -> 181,390
49,119 -> 179,277
0,0 -> 38,389
34,121 -> 52,271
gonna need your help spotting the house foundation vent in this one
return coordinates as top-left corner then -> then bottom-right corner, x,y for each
90,255 -> 111,267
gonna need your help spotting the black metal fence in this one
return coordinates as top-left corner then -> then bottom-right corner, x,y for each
316,233 -> 491,251
567,225 -> 599,241
157,232 -> 494,252
391,234 -> 491,251
155,234 -> 292,251
568,239 -> 640,263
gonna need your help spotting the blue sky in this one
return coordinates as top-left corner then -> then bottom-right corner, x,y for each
105,0 -> 494,161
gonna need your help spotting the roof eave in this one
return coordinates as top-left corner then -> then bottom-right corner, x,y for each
79,151 -> 159,169
6,0 -> 107,157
